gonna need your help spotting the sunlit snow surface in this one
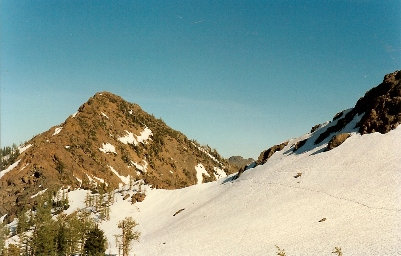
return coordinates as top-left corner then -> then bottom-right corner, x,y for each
99,143 -> 117,154
129,126 -> 401,255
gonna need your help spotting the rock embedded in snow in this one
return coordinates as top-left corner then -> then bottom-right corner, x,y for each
256,141 -> 288,166
293,139 -> 307,151
326,133 -> 351,151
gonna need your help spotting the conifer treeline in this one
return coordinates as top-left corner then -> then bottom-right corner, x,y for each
0,190 -> 140,256
0,144 -> 20,170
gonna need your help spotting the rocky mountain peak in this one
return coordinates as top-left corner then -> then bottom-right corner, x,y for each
0,92 -> 235,220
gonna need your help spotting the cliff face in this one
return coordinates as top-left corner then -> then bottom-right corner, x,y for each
0,92 -> 235,219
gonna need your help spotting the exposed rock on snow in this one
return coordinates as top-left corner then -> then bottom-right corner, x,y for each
256,141 -> 289,166
326,133 -> 351,151
293,138 -> 307,151
315,70 -> 401,144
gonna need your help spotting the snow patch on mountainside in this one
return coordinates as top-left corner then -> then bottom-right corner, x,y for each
131,160 -> 148,173
213,167 -> 226,179
101,112 -> 109,119
191,142 -> 221,165
18,144 -> 32,154
30,189 -> 48,199
136,127 -> 153,144
109,166 -> 130,185
195,164 -> 210,184
118,131 -> 137,145
0,160 -> 21,179
93,176 -> 108,186
99,143 -> 117,154
118,127 -> 152,146
52,127 -> 63,136
0,214 -> 7,224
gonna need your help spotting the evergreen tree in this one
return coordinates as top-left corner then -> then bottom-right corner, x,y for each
0,223 -> 9,256
55,216 -> 67,256
83,225 -> 106,256
31,198 -> 57,256
118,217 -> 140,256
16,210 -> 29,234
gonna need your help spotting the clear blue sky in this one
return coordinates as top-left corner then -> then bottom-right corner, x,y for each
1,1 -> 400,158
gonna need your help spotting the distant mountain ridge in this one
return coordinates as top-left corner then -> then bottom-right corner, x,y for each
0,92 -> 235,220
227,156 -> 254,169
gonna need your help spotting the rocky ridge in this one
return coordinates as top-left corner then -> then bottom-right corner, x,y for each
246,70 -> 401,171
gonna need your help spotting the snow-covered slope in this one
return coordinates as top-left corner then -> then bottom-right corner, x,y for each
119,125 -> 401,255
5,113 -> 401,255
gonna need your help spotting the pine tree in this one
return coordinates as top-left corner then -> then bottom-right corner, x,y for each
118,217 -> 140,256
31,197 -> 57,256
55,215 -> 68,256
0,223 -> 9,256
16,210 -> 29,234
83,225 -> 106,256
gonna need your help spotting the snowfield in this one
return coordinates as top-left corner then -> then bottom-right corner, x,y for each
5,123 -> 401,255
126,125 -> 401,255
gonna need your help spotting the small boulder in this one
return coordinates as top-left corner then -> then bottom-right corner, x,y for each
293,139 -> 307,152
326,133 -> 351,151
131,193 -> 146,204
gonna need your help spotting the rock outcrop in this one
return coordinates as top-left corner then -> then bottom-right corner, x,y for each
315,70 -> 401,144
326,133 -> 351,151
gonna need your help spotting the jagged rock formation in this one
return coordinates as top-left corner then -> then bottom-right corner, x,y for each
227,156 -> 255,169
0,92 -> 235,220
249,70 -> 401,172
293,139 -> 307,152
256,141 -> 288,166
315,70 -> 401,144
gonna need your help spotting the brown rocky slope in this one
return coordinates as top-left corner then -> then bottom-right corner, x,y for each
0,92 -> 235,220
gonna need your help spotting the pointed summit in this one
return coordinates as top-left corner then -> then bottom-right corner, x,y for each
0,92 -> 235,220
